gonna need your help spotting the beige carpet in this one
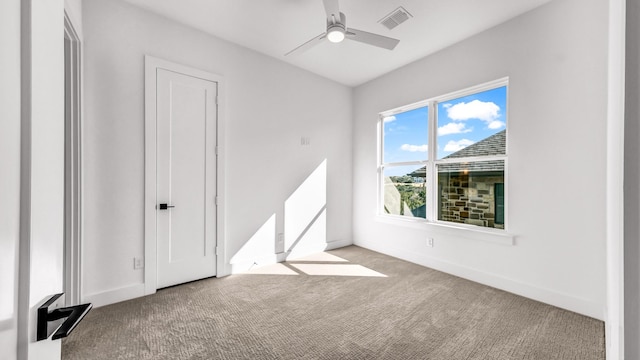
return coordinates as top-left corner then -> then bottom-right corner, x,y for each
62,246 -> 605,360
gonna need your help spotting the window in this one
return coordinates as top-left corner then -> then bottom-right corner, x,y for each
381,106 -> 428,218
379,78 -> 508,230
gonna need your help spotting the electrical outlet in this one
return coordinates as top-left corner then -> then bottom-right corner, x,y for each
277,233 -> 284,244
134,257 -> 144,269
427,238 -> 434,247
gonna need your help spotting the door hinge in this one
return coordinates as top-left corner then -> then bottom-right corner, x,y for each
215,246 -> 219,255
215,146 -> 218,156
215,196 -> 218,206
215,96 -> 218,106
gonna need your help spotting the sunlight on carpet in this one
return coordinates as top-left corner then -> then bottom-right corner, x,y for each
287,252 -> 349,262
240,251 -> 387,277
242,263 -> 299,275
290,263 -> 387,277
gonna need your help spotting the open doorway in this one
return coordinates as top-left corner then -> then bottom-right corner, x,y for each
64,11 -> 82,307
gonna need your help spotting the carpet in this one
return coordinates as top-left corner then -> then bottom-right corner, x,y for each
62,246 -> 605,359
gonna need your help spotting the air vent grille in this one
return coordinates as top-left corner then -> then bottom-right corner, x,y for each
379,6 -> 412,30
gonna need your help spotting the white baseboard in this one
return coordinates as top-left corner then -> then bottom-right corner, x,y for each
0,318 -> 14,332
355,239 -> 604,321
325,239 -> 353,250
85,240 -> 355,307
231,239 -> 354,274
83,284 -> 146,308
230,253 -> 280,274
283,239 -> 353,261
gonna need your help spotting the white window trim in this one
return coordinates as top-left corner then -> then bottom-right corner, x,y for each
378,78 -> 513,244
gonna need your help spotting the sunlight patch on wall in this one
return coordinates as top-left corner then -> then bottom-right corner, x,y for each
284,160 -> 327,256
288,208 -> 326,259
230,213 -> 276,266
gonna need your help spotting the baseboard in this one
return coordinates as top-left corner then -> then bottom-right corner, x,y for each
231,240 -> 354,274
0,318 -> 14,332
355,239 -> 604,320
229,254 -> 280,274
282,239 -> 353,261
84,240 -> 350,306
325,239 -> 353,250
83,284 -> 146,308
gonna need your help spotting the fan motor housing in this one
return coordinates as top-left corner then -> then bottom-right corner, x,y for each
327,12 -> 347,29
326,12 -> 347,42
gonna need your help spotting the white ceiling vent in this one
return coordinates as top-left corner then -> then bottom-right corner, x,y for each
379,6 -> 412,30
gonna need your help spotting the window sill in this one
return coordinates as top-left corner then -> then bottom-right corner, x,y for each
374,215 -> 514,246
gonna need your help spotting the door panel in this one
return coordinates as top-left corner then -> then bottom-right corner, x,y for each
19,0 -> 66,358
156,69 -> 217,289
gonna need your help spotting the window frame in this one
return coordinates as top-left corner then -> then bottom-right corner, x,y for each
378,77 -> 509,234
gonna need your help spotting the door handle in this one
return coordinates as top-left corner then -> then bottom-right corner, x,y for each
158,203 -> 175,210
37,293 -> 92,341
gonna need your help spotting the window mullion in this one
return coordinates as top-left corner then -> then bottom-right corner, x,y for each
378,116 -> 384,216
426,101 -> 437,222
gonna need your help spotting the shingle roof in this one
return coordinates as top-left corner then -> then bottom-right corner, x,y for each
443,130 -> 506,159
407,130 -> 506,177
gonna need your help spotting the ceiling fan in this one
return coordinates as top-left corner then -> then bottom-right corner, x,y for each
285,0 -> 400,56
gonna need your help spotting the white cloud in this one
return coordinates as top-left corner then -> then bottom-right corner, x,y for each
488,120 -> 505,130
442,103 -> 452,109
446,100 -> 500,122
383,115 -> 397,123
443,139 -> 474,152
400,144 -> 429,152
438,122 -> 472,136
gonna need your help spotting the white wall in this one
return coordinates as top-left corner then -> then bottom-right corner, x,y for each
625,0 -> 640,356
64,0 -> 82,36
353,0 -> 608,320
0,0 -> 22,358
82,0 -> 353,305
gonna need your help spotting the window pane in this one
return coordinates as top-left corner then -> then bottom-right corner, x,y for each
383,106 -> 428,163
437,86 -> 507,159
383,165 -> 426,218
437,160 -> 505,229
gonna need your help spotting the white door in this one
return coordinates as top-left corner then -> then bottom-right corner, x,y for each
155,68 -> 217,289
15,0 -> 67,359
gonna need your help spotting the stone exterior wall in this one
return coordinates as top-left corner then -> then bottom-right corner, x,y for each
439,174 -> 504,229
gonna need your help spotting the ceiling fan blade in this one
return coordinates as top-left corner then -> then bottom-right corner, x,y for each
347,28 -> 400,50
285,33 -> 327,56
322,0 -> 340,20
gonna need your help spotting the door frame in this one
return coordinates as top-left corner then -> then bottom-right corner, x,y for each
143,56 -> 227,295
63,9 -> 83,306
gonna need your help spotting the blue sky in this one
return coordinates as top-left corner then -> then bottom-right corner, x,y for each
383,86 -> 507,176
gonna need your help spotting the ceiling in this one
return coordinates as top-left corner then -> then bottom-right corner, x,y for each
120,0 -> 552,87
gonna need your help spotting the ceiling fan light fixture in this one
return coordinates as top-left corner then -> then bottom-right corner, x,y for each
284,2 -> 400,56
327,26 -> 345,43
